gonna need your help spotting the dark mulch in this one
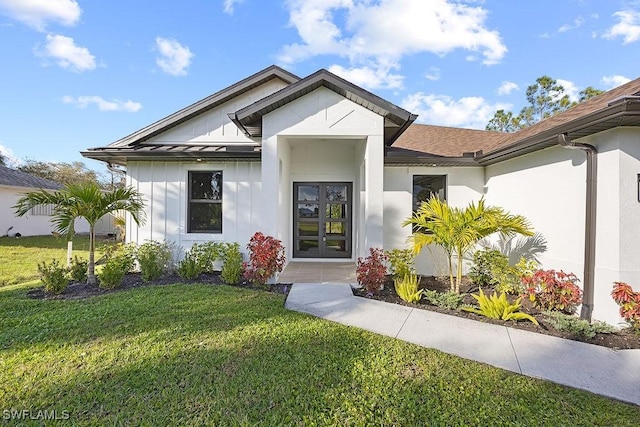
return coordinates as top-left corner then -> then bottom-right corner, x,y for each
353,275 -> 640,350
26,272 -> 292,301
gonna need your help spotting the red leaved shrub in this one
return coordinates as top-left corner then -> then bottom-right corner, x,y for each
356,247 -> 388,294
612,282 -> 640,331
521,269 -> 582,314
243,232 -> 286,286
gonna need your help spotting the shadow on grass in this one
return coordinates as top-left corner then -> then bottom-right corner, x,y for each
0,284 -> 286,349
6,312 -> 640,426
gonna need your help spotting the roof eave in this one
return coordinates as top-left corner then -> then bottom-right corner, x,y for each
478,100 -> 640,165
232,69 -> 417,144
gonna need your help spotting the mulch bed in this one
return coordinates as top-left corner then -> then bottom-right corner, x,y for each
352,275 -> 640,350
26,272 -> 291,300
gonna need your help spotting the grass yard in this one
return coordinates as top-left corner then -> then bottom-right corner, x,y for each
0,235 -> 114,286
1,282 -> 639,426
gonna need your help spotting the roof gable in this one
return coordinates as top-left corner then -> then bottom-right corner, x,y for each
229,69 -> 417,145
0,165 -> 62,190
110,65 -> 300,147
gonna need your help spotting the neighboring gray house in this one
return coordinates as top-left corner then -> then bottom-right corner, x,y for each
0,165 -> 115,237
82,65 -> 640,325
0,165 -> 63,237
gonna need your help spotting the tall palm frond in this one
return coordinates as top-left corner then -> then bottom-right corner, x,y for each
14,182 -> 146,286
404,196 -> 534,293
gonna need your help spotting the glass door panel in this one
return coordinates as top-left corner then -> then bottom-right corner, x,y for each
294,182 -> 351,258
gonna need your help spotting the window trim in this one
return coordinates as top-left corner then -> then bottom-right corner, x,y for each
187,170 -> 223,234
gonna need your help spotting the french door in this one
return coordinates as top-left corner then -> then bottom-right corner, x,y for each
293,182 -> 352,258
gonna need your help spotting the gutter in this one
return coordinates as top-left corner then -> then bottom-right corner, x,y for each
558,133 -> 597,321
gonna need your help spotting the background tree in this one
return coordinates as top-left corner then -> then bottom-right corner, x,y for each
14,182 -> 146,286
17,160 -> 122,189
485,109 -> 522,132
486,75 -> 603,132
579,86 -> 604,102
518,76 -> 572,127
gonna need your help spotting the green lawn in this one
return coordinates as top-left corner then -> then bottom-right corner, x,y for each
1,282 -> 638,426
0,235 -> 114,286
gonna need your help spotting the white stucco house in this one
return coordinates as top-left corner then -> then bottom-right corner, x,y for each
82,65 -> 640,326
0,165 -> 66,237
0,165 -> 117,238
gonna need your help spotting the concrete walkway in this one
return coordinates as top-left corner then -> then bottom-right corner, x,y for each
285,282 -> 640,406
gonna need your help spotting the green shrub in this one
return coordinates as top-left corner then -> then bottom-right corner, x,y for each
463,288 -> 539,325
221,242 -> 243,284
545,312 -> 616,339
176,250 -> 203,279
423,290 -> 464,310
137,240 -> 174,282
98,245 -> 135,289
37,259 -> 69,294
394,274 -> 423,303
68,256 -> 88,283
468,249 -> 505,287
469,249 -> 537,295
386,249 -> 415,279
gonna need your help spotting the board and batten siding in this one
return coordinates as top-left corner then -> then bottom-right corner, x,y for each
126,161 -> 262,255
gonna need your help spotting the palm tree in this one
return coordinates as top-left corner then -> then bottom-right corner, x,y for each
404,197 -> 533,293
14,182 -> 146,285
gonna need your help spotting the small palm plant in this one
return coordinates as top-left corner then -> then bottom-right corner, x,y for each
463,288 -> 539,325
404,197 -> 533,293
14,182 -> 146,285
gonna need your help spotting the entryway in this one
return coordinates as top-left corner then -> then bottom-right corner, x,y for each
293,182 -> 352,258
278,262 -> 356,283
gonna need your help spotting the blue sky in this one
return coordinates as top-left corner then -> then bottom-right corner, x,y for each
0,0 -> 638,172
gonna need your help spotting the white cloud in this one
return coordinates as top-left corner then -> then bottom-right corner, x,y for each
62,95 -> 142,112
424,67 -> 440,81
0,0 -> 80,31
328,63 -> 404,90
603,10 -> 640,43
0,142 -> 20,167
558,16 -> 585,32
39,34 -> 96,72
155,37 -> 194,76
279,0 -> 506,88
497,81 -> 518,95
223,0 -> 244,14
556,79 -> 579,102
601,74 -> 631,89
402,92 -> 511,129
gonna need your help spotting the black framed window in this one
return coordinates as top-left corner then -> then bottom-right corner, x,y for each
188,171 -> 222,233
413,175 -> 446,232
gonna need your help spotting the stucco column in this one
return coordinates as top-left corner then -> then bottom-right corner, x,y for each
364,134 -> 384,251
261,134 -> 279,239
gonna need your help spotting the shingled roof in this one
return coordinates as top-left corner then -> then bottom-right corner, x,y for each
387,77 -> 640,165
0,165 -> 62,190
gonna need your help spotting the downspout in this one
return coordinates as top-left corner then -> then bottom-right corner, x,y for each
558,133 -> 597,321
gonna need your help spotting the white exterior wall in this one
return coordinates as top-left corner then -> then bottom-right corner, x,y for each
0,186 -> 90,237
126,160 -> 262,257
262,87 -> 384,261
383,166 -> 485,276
485,128 -> 640,325
123,78 -> 288,257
